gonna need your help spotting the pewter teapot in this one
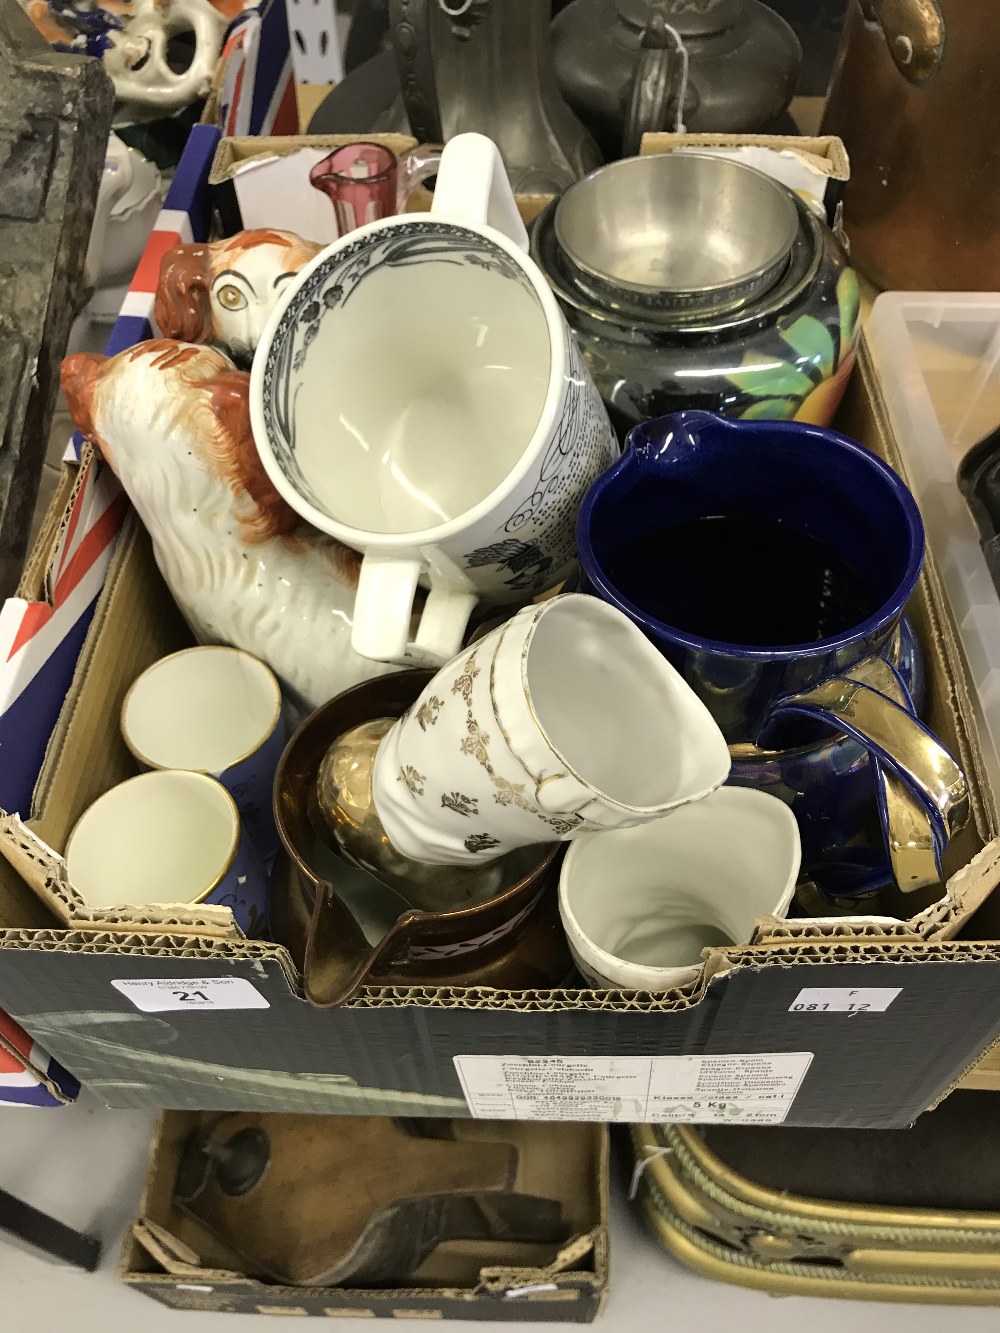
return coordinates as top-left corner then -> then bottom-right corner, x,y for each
552,0 -> 802,156
389,0 -> 601,193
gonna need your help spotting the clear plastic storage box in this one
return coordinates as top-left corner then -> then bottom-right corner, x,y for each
868,293 -> 1000,801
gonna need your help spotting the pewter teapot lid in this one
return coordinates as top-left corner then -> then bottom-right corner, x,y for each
614,0 -> 743,39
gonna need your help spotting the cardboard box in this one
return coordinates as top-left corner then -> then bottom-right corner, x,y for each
120,1115 -> 608,1321
2,345 -> 1000,1128
3,133 -> 1000,1129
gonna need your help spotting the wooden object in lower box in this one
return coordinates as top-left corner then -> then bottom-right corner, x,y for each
121,1114 -> 609,1321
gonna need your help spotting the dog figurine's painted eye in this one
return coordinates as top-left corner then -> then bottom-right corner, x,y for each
217,284 -> 248,311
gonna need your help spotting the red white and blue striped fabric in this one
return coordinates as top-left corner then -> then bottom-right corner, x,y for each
219,0 -> 298,140
0,1010 -> 79,1107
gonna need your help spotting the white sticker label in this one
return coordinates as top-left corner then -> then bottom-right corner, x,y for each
111,977 -> 269,1013
453,1053 -> 812,1125
789,987 -> 901,1014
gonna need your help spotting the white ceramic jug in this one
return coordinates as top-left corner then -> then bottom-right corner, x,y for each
372,593 -> 731,864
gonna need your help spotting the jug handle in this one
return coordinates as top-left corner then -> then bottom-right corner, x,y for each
876,764 -> 943,892
861,0 -> 944,84
430,133 -> 529,251
395,143 -> 444,213
845,654 -> 943,893
764,676 -> 970,884
351,554 -> 478,666
622,15 -> 686,156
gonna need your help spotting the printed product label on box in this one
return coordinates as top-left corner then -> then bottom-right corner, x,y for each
789,987 -> 902,1014
454,1053 -> 813,1124
111,977 -> 269,1012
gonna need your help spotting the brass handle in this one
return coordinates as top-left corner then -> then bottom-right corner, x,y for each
844,655 -> 941,892
878,765 -> 940,892
860,0 -> 944,84
768,676 -> 970,849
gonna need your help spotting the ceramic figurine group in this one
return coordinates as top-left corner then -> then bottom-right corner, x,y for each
60,131 -> 971,1001
21,0 -> 228,122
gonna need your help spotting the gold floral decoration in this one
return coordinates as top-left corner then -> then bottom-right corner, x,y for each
465,832 -> 501,854
415,695 -> 444,731
451,654 -> 480,707
441,791 -> 479,817
460,715 -> 492,767
398,765 -> 426,797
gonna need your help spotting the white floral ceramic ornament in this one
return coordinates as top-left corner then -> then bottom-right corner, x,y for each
21,0 -> 227,115
61,340 -> 395,711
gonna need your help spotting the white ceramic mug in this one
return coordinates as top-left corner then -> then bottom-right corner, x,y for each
121,646 -> 287,861
250,132 -> 619,667
65,770 -> 270,937
372,593 -> 731,864
559,786 -> 802,990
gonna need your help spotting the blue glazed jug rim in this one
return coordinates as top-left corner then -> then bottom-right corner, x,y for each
576,411 -> 926,663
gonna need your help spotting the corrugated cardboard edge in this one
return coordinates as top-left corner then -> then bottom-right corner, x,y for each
209,132 -> 419,182
2,798 -> 987,977
30,504 -> 149,830
0,924 -> 303,997
207,134 -> 554,230
16,460 -> 82,603
640,130 -> 849,178
0,814 -> 82,927
199,46 -> 227,130
934,1030 -> 1000,1101
128,1227 -> 606,1306
955,1036 -> 1000,1091
333,939 -> 1000,1012
753,837 -> 1000,947
4,929 -> 1000,1013
0,814 -> 241,936
479,1127 -> 609,1309
132,1219 -> 243,1278
119,1114 -> 607,1314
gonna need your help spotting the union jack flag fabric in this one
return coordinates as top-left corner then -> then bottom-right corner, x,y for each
0,1010 -> 79,1107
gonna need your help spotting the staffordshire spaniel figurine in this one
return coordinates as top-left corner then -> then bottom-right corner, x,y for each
154,230 -> 323,365
61,340 -> 393,711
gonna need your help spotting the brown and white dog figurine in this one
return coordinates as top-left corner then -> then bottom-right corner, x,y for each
61,340 -> 393,711
154,230 -> 323,366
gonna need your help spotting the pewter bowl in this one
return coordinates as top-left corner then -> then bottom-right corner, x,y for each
554,152 -> 800,318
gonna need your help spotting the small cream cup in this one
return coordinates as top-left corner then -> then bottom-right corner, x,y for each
559,786 -> 801,990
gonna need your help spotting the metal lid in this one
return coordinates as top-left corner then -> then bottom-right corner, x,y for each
615,0 -> 742,39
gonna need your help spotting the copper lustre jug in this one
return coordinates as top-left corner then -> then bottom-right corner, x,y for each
821,0 -> 1000,290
